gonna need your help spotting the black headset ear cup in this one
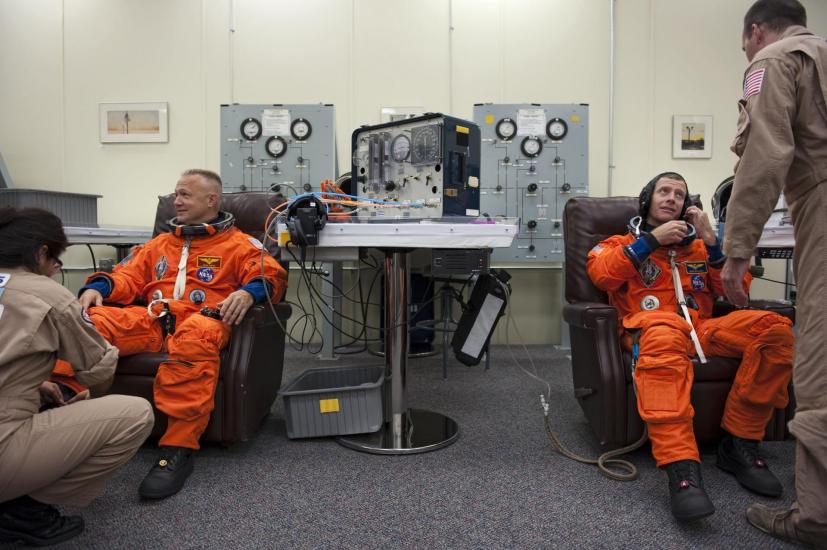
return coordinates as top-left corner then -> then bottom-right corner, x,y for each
285,196 -> 327,247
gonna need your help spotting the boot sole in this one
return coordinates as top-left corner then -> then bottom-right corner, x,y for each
673,504 -> 715,522
716,453 -> 782,498
0,522 -> 84,547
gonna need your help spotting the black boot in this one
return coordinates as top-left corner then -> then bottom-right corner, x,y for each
664,460 -> 715,522
0,495 -> 84,546
138,446 -> 195,500
717,433 -> 782,497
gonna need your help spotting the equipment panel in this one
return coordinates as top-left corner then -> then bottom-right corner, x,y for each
474,104 -> 588,262
351,113 -> 480,219
220,104 -> 336,194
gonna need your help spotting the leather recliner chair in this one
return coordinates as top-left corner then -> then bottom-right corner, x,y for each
107,192 -> 292,446
562,196 -> 795,448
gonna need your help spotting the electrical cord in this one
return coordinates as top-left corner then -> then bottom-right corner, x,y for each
86,244 -> 97,271
495,277 -> 648,482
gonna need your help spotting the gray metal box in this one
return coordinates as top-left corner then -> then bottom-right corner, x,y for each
473,103 -> 589,263
279,365 -> 384,439
220,103 -> 336,195
0,189 -> 100,227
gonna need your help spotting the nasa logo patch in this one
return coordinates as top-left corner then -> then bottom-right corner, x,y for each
691,274 -> 705,291
197,267 -> 214,283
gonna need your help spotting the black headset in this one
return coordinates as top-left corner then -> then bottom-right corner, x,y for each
285,196 -> 327,247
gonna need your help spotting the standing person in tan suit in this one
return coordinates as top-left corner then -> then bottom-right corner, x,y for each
722,0 -> 827,546
0,207 -> 154,546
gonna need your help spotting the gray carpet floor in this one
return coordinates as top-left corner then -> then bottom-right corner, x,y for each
7,346 -> 798,549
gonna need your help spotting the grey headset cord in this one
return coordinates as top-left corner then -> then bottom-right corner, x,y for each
540,394 -> 648,482
495,276 -> 649,482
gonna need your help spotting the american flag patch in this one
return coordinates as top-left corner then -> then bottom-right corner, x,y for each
744,68 -> 765,99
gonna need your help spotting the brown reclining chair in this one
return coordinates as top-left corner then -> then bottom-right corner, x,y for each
562,196 -> 795,448
107,192 -> 292,446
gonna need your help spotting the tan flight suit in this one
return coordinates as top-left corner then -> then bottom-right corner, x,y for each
725,25 -> 827,538
0,268 -> 153,507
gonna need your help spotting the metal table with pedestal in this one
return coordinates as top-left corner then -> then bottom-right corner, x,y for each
279,220 -> 517,454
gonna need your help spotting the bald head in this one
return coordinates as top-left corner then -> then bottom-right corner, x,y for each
174,169 -> 223,225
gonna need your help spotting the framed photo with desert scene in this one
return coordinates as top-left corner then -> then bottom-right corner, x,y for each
672,115 -> 712,159
99,102 -> 168,143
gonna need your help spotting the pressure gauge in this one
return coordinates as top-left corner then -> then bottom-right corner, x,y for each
520,136 -> 543,157
291,118 -> 312,141
240,118 -> 262,141
265,136 -> 287,158
546,118 -> 568,140
411,125 -> 441,165
495,118 -> 517,140
391,134 -> 411,162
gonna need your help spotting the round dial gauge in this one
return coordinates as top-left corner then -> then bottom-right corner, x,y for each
265,136 -> 287,158
495,118 -> 517,140
240,118 -> 262,141
546,118 -> 568,140
520,136 -> 543,157
411,125 -> 440,165
291,118 -> 312,140
391,135 -> 411,162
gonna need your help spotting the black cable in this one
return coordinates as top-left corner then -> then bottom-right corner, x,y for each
86,244 -> 97,271
754,276 -> 796,287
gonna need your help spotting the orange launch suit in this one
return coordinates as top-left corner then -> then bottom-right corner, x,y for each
58,221 -> 287,450
587,233 -> 792,466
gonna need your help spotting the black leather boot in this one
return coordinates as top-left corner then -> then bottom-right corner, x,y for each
138,446 -> 195,500
664,460 -> 715,522
0,495 -> 84,546
717,433 -> 782,497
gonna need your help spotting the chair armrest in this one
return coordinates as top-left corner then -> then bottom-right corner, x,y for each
563,302 -> 620,330
712,299 -> 795,323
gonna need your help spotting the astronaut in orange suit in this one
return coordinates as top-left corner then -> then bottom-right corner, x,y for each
74,169 -> 287,500
587,172 -> 792,522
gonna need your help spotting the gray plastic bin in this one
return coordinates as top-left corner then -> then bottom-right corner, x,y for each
279,365 -> 384,439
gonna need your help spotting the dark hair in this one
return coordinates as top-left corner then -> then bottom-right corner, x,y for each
638,172 -> 689,219
181,168 -> 222,189
744,0 -> 806,38
0,207 -> 68,271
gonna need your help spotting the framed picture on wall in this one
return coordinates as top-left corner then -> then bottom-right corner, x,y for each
99,102 -> 168,143
672,115 -> 712,158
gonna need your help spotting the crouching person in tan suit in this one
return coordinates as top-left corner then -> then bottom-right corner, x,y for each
0,207 -> 154,546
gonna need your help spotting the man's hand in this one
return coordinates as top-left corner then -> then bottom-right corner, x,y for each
722,257 -> 751,307
38,381 -> 64,407
66,389 -> 90,404
79,289 -> 103,311
650,220 -> 689,246
217,290 -> 254,326
684,206 -> 716,245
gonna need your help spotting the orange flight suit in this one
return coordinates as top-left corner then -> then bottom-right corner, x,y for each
70,220 -> 287,450
588,233 -> 793,467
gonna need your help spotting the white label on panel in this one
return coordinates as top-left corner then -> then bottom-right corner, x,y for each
517,108 -> 546,136
262,109 -> 290,136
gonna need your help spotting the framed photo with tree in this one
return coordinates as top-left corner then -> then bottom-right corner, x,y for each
672,115 -> 712,158
99,102 -> 168,143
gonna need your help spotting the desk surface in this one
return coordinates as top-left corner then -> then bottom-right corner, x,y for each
65,226 -> 153,245
278,220 -> 518,250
